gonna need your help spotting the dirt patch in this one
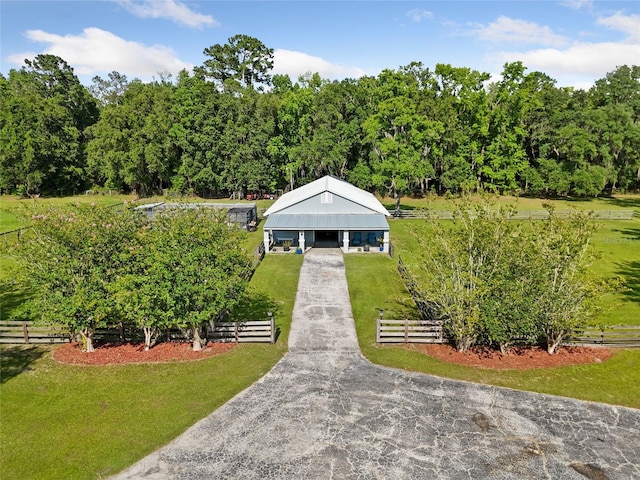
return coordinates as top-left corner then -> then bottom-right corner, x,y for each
411,344 -> 612,370
53,341 -> 236,365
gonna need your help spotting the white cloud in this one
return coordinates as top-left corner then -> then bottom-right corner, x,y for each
597,12 -> 640,42
407,9 -> 433,23
498,42 -> 639,76
560,0 -> 593,11
494,11 -> 640,88
472,16 -> 568,47
273,49 -> 367,80
115,0 -> 218,28
8,28 -> 192,79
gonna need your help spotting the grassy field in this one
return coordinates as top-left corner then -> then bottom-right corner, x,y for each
348,199 -> 640,409
380,193 -> 640,212
0,254 -> 302,480
0,194 -> 136,234
1,192 -> 638,480
344,254 -> 640,409
389,217 -> 640,327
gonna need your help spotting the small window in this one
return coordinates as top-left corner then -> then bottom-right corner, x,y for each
320,192 -> 333,204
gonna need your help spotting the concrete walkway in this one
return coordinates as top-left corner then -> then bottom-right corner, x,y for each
114,249 -> 640,480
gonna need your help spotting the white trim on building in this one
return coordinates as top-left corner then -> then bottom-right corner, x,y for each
263,176 -> 390,254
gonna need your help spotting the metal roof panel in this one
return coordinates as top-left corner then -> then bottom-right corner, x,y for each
263,213 -> 389,230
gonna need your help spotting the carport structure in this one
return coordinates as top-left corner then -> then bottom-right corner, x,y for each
263,176 -> 390,253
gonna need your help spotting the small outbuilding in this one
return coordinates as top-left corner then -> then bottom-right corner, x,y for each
134,202 -> 258,230
263,176 -> 390,253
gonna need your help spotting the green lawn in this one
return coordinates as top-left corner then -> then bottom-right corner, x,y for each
1,193 -> 639,480
389,218 -> 640,327
0,254 -> 302,480
380,193 -> 640,212
345,219 -> 640,409
0,194 -> 136,234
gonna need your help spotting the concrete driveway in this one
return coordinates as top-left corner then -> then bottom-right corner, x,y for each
114,249 -> 640,479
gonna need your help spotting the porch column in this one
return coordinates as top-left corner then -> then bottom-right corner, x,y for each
263,230 -> 271,253
383,231 -> 390,253
342,230 -> 350,253
298,230 -> 305,251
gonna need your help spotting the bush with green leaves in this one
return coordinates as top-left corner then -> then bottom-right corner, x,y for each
123,208 -> 251,351
412,197 -> 608,354
3,203 -> 251,352
4,202 -> 144,352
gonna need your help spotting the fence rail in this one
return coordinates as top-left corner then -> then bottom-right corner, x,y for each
0,321 -> 71,344
376,319 -> 444,344
0,319 -> 276,345
566,325 -> 640,347
388,209 -> 635,220
207,319 -> 275,343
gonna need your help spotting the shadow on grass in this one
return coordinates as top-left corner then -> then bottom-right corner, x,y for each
606,196 -> 640,209
231,290 -> 283,342
0,345 -> 46,384
381,203 -> 418,211
0,282 -> 33,322
611,227 -> 640,241
617,260 -> 640,304
231,290 -> 280,323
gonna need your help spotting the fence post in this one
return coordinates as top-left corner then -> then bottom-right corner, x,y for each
270,316 -> 275,344
22,321 -> 29,344
404,319 -> 408,343
376,318 -> 381,343
234,322 -> 239,343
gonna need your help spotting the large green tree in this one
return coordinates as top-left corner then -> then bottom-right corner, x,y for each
142,208 -> 251,350
86,78 -> 179,194
198,34 -> 274,91
0,55 -> 99,195
4,203 -> 145,352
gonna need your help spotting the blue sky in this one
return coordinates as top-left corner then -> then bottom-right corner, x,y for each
1,1 -> 638,89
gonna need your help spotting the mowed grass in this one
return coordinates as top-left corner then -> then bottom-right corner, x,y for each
389,217 -> 640,327
344,254 -> 640,409
380,193 -> 640,212
0,254 -> 302,480
0,194 -> 136,234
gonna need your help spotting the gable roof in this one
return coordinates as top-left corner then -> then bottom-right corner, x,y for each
264,176 -> 389,216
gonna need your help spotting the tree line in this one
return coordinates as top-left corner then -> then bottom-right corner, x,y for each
1,35 -> 639,203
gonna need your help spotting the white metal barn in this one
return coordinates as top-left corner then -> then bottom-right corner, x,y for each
262,176 -> 390,254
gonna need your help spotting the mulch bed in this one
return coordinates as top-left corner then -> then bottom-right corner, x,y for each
53,341 -> 236,365
53,340 -> 611,369
411,344 -> 612,370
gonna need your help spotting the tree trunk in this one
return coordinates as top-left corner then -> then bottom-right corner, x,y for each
80,329 -> 95,353
455,335 -> 475,353
192,325 -> 203,351
394,190 -> 401,216
143,326 -> 156,351
546,332 -> 564,354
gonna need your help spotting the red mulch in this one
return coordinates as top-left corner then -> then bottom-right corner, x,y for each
53,341 -> 236,365
410,344 -> 612,370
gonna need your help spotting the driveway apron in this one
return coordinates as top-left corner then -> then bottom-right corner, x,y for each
113,249 -> 640,480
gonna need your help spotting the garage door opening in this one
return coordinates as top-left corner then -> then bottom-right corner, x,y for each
314,230 -> 339,248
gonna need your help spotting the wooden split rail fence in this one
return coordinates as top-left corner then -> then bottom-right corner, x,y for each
0,319 -> 276,345
566,325 -> 640,348
376,319 -> 444,344
388,209 -> 636,220
375,319 -> 640,347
